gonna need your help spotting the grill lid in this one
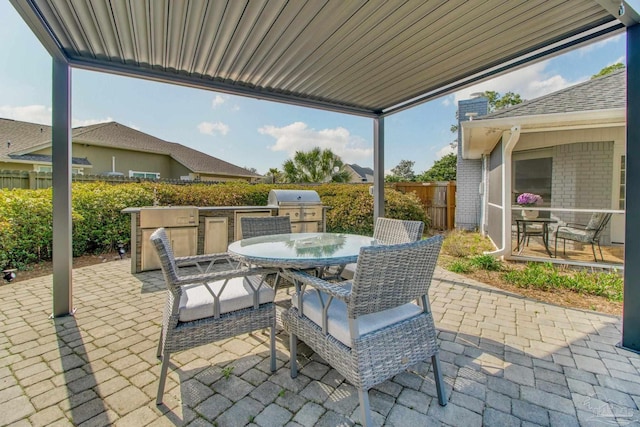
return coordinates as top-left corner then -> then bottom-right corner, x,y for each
268,189 -> 321,205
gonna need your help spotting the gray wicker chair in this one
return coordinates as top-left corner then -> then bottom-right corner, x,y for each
340,217 -> 425,280
150,228 -> 277,405
282,235 -> 447,426
240,216 -> 292,290
554,212 -> 612,262
240,215 -> 291,239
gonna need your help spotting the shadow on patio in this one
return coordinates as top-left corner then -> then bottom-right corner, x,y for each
0,260 -> 638,426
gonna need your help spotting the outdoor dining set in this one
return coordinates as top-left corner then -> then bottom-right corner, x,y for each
149,215 -> 447,426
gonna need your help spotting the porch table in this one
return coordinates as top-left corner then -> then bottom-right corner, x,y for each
515,218 -> 558,257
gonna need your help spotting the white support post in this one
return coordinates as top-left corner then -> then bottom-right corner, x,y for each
373,117 -> 385,221
51,58 -> 73,317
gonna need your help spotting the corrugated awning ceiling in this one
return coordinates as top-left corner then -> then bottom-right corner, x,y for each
10,0 -> 632,117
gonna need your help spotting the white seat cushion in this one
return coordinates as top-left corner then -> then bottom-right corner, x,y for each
179,276 -> 274,322
291,283 -> 422,347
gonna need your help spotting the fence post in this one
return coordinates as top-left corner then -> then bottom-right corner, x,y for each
447,181 -> 456,230
28,171 -> 37,189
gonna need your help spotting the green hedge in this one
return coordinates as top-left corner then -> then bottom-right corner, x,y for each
0,182 -> 427,269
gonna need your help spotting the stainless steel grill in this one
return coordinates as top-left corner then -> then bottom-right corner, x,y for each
268,190 -> 325,233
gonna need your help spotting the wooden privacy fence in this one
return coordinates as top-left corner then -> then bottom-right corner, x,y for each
392,181 -> 456,230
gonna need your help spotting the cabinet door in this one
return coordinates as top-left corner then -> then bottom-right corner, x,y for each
142,227 -> 197,271
205,217 -> 228,254
169,227 -> 198,258
141,229 -> 161,271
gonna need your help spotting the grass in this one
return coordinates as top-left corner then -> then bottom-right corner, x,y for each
441,231 -> 623,304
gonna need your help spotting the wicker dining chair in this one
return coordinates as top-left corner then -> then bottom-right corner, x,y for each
282,235 -> 447,426
240,216 -> 293,290
340,217 -> 425,280
240,215 -> 291,239
150,228 -> 277,405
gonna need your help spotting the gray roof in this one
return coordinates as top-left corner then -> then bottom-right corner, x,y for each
72,122 -> 261,178
0,118 -> 259,177
482,69 -> 626,119
11,0 -> 629,117
347,164 -> 374,179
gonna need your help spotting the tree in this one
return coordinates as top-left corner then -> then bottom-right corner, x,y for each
483,90 -> 523,112
265,168 -> 282,184
281,147 -> 350,183
591,63 -> 625,79
416,153 -> 457,182
386,160 -> 415,182
244,167 -> 258,174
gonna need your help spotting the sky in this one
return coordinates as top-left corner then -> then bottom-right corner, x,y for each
0,2 -> 627,176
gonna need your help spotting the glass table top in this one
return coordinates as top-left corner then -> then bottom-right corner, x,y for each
227,232 -> 377,268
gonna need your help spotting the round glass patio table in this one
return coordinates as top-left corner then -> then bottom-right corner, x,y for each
227,232 -> 377,269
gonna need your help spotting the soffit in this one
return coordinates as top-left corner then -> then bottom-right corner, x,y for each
10,0 -> 629,117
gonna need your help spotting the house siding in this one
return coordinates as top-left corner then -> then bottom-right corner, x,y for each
456,98 -> 489,230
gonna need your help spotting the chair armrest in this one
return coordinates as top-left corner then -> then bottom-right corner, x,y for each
283,270 -> 351,303
175,253 -> 236,273
174,266 -> 276,286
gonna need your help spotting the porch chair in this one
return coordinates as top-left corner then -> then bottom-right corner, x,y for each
240,216 -> 292,291
150,228 -> 277,405
340,217 -> 425,280
282,235 -> 447,426
554,212 -> 612,262
240,215 -> 292,239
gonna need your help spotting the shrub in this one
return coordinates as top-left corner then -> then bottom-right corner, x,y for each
0,182 -> 428,268
72,182 -> 154,255
316,184 -> 428,235
0,189 -> 53,268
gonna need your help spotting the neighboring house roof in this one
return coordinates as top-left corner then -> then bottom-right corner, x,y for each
461,70 -> 626,159
0,119 -> 260,178
482,69 -> 626,119
0,118 -> 52,161
347,164 -> 374,180
70,122 -> 261,178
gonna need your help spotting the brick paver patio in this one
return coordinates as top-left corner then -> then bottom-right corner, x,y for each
0,259 -> 638,426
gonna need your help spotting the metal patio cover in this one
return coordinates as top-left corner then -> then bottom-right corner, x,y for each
10,0 -> 633,118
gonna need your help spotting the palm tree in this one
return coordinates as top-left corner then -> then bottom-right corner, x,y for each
265,168 -> 282,184
282,147 -> 350,183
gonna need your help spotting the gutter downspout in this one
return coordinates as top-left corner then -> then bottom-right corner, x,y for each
487,125 -> 520,257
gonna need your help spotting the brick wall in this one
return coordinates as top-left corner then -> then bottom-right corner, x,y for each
456,97 -> 489,230
551,141 -> 614,244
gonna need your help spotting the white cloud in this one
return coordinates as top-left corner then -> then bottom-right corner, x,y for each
259,121 -> 372,164
212,95 -> 226,108
197,121 -> 230,136
453,60 -> 584,103
0,104 -> 51,125
435,144 -> 456,159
